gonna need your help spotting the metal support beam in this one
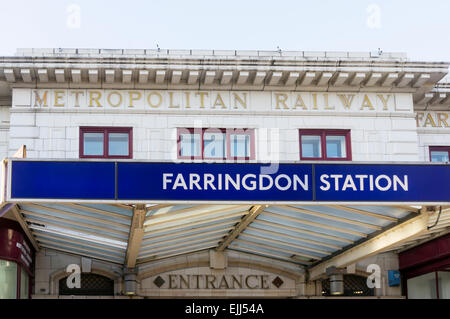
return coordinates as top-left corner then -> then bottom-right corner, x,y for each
216,205 -> 265,251
13,145 -> 27,158
11,205 -> 40,251
308,213 -> 428,280
125,204 -> 146,268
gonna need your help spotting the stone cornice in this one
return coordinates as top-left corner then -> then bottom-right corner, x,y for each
0,49 -> 448,108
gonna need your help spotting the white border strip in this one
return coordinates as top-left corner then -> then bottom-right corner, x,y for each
6,158 -> 450,205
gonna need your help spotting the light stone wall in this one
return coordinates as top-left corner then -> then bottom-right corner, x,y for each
32,248 -> 402,298
417,129 -> 450,161
8,88 -> 422,162
8,112 -> 420,162
33,247 -> 123,298
354,252 -> 402,297
0,106 -> 10,160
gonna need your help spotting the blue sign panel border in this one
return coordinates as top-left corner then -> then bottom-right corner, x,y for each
9,160 -> 116,200
6,159 -> 450,204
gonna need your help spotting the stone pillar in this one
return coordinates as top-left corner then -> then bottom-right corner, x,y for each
209,250 -> 227,269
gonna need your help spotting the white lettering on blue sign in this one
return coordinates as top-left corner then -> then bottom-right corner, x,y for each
319,174 -> 408,192
162,173 -> 309,191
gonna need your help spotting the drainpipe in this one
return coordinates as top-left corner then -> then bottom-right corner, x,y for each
326,266 -> 346,296
123,268 -> 138,297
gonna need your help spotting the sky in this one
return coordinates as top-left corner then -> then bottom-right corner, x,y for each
0,0 -> 449,61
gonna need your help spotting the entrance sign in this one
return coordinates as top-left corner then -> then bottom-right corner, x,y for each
6,160 -> 450,204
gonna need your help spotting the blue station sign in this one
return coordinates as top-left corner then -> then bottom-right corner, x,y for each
7,160 -> 450,203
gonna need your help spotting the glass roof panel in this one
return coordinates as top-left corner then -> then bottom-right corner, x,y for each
144,210 -> 246,231
24,214 -> 129,240
139,236 -> 224,256
37,241 -> 124,263
138,240 -> 219,259
237,234 -> 327,258
141,231 -> 228,251
28,223 -> 127,247
34,234 -> 126,257
32,229 -> 127,251
144,205 -> 249,226
249,221 -> 349,247
30,203 -> 132,225
229,241 -> 294,259
77,204 -> 133,217
291,205 -> 392,227
346,205 -> 411,219
256,213 -> 361,242
142,223 -> 235,244
20,205 -> 129,232
264,206 -> 374,234
143,216 -> 240,240
147,205 -> 198,217
242,228 -> 337,254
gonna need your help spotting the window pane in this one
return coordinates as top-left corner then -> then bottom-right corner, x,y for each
108,133 -> 129,156
431,151 -> 449,162
230,134 -> 250,158
301,135 -> 321,158
204,132 -> 226,158
407,272 -> 437,299
438,272 -> 450,299
326,135 -> 346,158
180,133 -> 201,157
83,133 -> 104,156
0,260 -> 17,299
20,268 -> 29,299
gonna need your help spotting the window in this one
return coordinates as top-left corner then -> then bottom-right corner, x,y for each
80,127 -> 132,159
20,267 -> 29,299
429,146 -> 450,162
299,129 -> 351,161
59,273 -> 114,296
0,260 -> 17,299
407,271 -> 450,299
321,274 -> 374,296
177,128 -> 255,160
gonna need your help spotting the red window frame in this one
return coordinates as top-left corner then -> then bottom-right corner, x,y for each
177,128 -> 255,160
429,146 -> 450,162
299,129 -> 352,161
79,127 -> 133,159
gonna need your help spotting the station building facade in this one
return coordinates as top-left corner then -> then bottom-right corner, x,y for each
0,48 -> 449,299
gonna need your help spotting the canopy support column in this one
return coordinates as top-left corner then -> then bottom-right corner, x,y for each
308,212 -> 429,281
216,205 -> 265,252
